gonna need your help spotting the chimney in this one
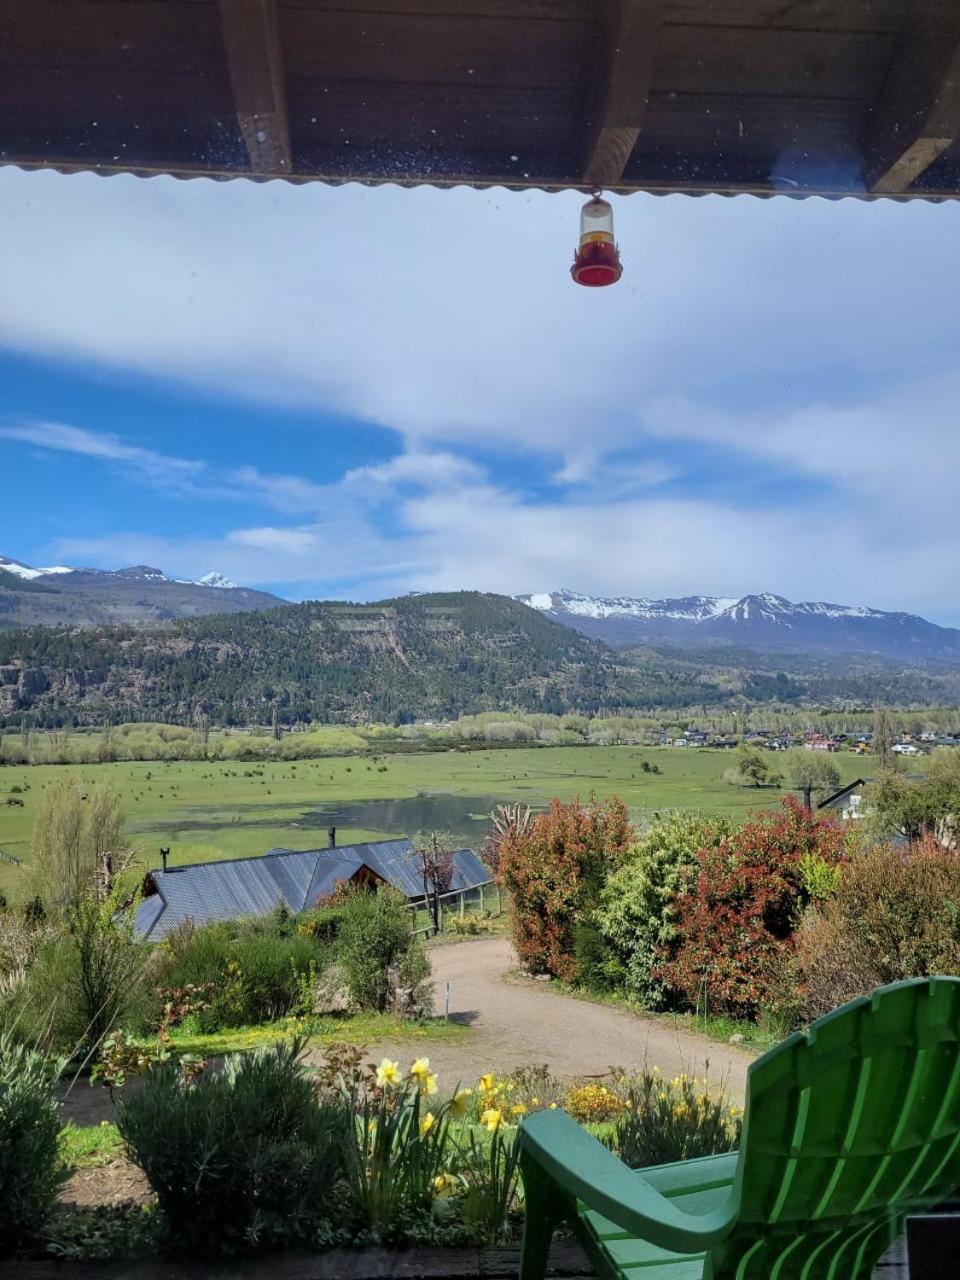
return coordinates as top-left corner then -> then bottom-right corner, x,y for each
160,847 -> 169,872
327,826 -> 336,849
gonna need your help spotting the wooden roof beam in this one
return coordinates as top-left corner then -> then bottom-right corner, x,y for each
583,0 -> 663,189
864,4 -> 960,195
219,0 -> 292,175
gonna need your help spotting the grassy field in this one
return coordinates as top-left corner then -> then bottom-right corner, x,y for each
0,745 -> 871,900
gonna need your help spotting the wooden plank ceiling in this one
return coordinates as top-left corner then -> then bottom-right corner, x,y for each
2,0 -> 960,199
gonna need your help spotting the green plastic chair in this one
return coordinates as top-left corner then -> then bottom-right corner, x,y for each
518,977 -> 960,1279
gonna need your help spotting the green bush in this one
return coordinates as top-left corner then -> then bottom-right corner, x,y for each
117,1040 -> 349,1255
573,921 -> 621,994
154,915 -> 330,1030
596,813 -> 732,1009
14,888 -> 150,1053
0,1033 -> 68,1253
337,886 -> 431,1013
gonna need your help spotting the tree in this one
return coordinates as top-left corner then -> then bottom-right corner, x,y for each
732,744 -> 781,788
785,750 -> 841,808
497,796 -> 632,980
873,706 -> 894,771
30,780 -> 128,914
412,830 -> 455,932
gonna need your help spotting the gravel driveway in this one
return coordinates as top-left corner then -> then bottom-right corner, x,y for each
357,937 -> 755,1100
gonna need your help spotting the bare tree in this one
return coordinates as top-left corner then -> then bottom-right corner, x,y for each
413,831 -> 455,932
484,802 -> 533,873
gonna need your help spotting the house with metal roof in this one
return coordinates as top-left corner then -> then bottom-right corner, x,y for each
134,837 -> 489,942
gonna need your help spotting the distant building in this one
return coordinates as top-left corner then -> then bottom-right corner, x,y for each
134,838 -> 489,942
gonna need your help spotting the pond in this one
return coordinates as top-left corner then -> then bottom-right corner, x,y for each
142,793 -> 510,847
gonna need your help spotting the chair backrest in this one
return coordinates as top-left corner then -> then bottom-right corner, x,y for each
715,979 -> 960,1277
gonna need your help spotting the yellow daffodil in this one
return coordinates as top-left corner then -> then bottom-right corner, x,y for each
450,1087 -> 473,1119
376,1058 -> 401,1089
433,1172 -> 459,1194
478,1072 -> 497,1095
481,1107 -> 504,1131
531,1096 -> 540,1107
548,1102 -> 558,1110
410,1057 -> 432,1084
423,1072 -> 439,1096
420,1111 -> 436,1136
511,1103 -> 527,1116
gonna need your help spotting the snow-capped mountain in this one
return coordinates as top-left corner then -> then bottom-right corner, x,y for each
517,588 -> 960,661
0,555 -> 285,628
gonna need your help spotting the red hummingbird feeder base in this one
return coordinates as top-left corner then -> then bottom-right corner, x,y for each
571,238 -> 623,287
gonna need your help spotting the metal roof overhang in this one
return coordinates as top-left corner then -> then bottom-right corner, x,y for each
4,1 -> 960,201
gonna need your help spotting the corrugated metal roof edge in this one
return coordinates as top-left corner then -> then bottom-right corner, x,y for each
148,839 -> 413,880
4,159 -> 956,202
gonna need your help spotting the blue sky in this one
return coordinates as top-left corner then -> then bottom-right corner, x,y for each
1,169 -> 959,622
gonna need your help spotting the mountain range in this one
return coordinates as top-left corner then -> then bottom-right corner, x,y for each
0,556 -> 285,628
516,588 -> 960,662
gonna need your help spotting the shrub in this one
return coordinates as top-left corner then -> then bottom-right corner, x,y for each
572,920 -> 621,993
564,1082 -> 623,1124
791,839 -> 960,1021
117,1039 -> 349,1255
613,1067 -> 741,1169
597,813 -> 732,1009
154,915 -> 328,1030
337,886 -> 430,1014
497,797 -> 632,980
0,1032 -> 67,1253
16,884 -> 148,1053
658,798 -> 845,1019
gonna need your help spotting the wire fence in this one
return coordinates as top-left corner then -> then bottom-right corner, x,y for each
408,880 -> 503,937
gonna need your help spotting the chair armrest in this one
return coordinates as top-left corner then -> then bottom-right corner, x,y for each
518,1109 -> 736,1255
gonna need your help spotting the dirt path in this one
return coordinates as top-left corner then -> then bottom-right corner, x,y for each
359,937 -> 755,1100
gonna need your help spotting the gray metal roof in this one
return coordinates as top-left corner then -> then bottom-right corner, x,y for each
135,839 -> 490,941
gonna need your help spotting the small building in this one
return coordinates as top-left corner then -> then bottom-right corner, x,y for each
134,838 -> 489,942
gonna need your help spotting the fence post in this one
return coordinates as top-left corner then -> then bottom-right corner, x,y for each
479,883 -> 485,914
459,890 -> 465,919
496,883 -> 502,916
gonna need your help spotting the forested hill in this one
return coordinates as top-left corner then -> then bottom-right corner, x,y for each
0,592 -> 712,727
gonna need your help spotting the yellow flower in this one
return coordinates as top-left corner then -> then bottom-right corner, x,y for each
481,1107 -> 504,1131
376,1058 -> 401,1089
548,1102 -> 558,1110
478,1072 -> 497,1095
531,1097 -> 540,1107
423,1072 -> 439,1096
673,1102 -> 689,1119
420,1111 -> 436,1136
450,1088 -> 473,1120
410,1056 -> 432,1084
511,1103 -> 527,1116
433,1172 -> 459,1194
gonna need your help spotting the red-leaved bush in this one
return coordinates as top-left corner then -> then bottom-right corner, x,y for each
656,796 -> 846,1019
497,796 -> 632,980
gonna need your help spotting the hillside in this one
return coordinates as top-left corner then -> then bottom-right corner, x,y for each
518,587 -> 960,661
0,556 -> 286,627
0,592 -> 721,726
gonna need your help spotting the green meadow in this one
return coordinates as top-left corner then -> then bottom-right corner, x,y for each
0,745 -> 870,901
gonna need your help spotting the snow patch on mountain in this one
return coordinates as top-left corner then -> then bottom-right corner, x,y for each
193,572 -> 237,589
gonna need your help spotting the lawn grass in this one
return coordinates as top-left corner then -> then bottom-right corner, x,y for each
131,1013 -> 469,1058
59,1121 -> 124,1171
0,745 -> 872,900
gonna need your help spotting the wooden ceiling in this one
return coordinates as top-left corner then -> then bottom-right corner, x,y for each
2,0 -> 960,198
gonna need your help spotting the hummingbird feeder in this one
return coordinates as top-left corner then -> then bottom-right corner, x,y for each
571,190 -> 622,287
